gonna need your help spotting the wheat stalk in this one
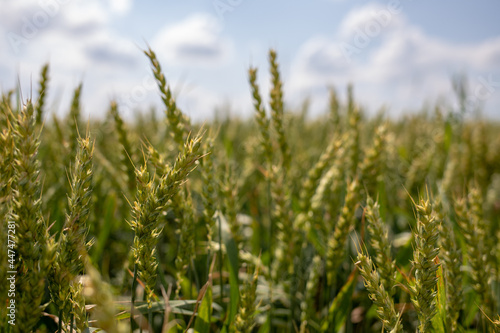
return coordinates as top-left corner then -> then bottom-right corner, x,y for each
35,63 -> 49,125
109,100 -> 136,194
130,133 -> 203,306
365,196 -> 397,296
144,47 -> 190,148
10,100 -> 54,332
355,249 -> 403,333
49,134 -> 94,331
410,196 -> 440,333
326,178 -> 359,285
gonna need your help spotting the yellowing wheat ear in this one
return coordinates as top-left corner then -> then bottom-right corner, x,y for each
364,196 -> 397,296
130,133 -> 203,307
49,133 -> 94,331
355,249 -> 404,333
109,101 -> 136,194
144,47 -> 190,148
35,63 -> 49,125
0,95 -> 15,333
435,194 -> 463,333
326,178 -> 359,285
410,197 -> 440,333
10,100 -> 54,332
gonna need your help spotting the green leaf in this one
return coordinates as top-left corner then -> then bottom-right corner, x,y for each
463,288 -> 480,328
180,274 -> 199,300
321,269 -> 357,332
194,284 -> 212,333
307,226 -> 326,256
431,264 -> 447,333
91,193 -> 117,263
224,236 -> 240,327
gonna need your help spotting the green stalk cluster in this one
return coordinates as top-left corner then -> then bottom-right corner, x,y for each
4,47 -> 500,332
248,67 -> 273,165
130,134 -> 203,306
109,101 -> 136,194
70,281 -> 88,331
63,135 -> 94,272
130,163 -> 157,302
271,165 -> 295,278
328,87 -> 340,133
147,141 -> 198,295
1,91 -> 14,118
49,135 -> 94,330
35,63 -> 49,125
435,196 -> 462,332
455,187 -> 496,316
405,144 -> 435,193
486,176 -> 500,281
318,136 -> 349,230
441,145 -> 460,195
249,56 -> 295,288
233,265 -> 260,333
326,178 -> 359,284
309,135 -> 347,237
471,123 -> 489,189
10,100 -> 54,332
355,250 -> 403,333
296,136 -> 343,233
299,255 -> 323,332
173,189 -> 197,297
52,111 -> 65,145
144,47 -> 190,148
410,197 -> 440,333
269,49 -> 291,172
360,125 -> 387,197
365,196 -> 396,296
468,186 -> 496,282
220,164 -> 242,248
67,84 -> 83,157
201,138 -> 218,250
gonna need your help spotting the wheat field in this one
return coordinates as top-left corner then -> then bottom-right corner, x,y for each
0,48 -> 499,333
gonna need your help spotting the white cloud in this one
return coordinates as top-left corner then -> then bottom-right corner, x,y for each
60,1 -> 109,32
1,2 -> 498,120
109,0 -> 133,15
0,0 -> 145,119
289,2 -> 500,118
0,0 -> 40,30
151,13 -> 233,67
0,4 -> 234,120
337,3 -> 404,40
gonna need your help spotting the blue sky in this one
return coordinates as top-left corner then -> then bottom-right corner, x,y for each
1,0 -> 499,120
